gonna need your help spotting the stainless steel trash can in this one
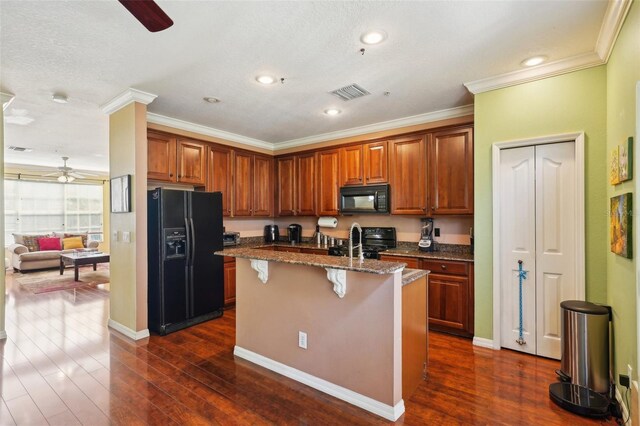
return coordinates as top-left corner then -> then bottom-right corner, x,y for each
559,300 -> 610,394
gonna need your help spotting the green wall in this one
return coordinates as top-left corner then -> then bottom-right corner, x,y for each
606,0 -> 639,383
474,66 -> 608,339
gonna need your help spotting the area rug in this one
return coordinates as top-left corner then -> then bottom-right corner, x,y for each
16,266 -> 110,294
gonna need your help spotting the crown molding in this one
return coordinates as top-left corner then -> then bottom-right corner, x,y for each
465,0 -> 631,95
146,112 -> 275,151
274,104 -> 474,150
464,52 -> 603,94
100,88 -> 158,115
595,0 -> 632,62
1,92 -> 15,111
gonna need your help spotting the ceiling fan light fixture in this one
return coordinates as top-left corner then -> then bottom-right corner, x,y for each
360,30 -> 387,45
521,55 -> 547,67
57,175 -> 75,183
52,93 -> 68,104
256,75 -> 276,85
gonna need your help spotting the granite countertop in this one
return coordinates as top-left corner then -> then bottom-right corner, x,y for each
402,268 -> 429,286
227,237 -> 473,262
381,247 -> 474,262
217,246 -> 405,275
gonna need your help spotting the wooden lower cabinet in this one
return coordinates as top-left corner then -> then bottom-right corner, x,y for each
223,257 -> 236,308
422,259 -> 473,337
379,255 -> 474,337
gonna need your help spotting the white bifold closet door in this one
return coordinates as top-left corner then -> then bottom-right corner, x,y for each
499,142 -> 577,359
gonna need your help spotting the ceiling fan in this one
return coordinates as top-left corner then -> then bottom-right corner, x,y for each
44,157 -> 97,183
118,0 -> 174,32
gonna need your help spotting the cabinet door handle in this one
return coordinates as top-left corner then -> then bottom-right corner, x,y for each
441,265 -> 447,270
169,173 -> 173,177
431,206 -> 435,210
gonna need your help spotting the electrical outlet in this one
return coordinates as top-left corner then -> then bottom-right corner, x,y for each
298,331 -> 307,349
434,228 -> 440,237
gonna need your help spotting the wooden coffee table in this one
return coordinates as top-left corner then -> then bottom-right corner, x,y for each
60,252 -> 110,281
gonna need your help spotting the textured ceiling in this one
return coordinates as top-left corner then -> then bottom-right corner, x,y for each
1,1 -> 608,172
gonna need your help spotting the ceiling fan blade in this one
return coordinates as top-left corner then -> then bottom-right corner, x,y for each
74,171 -> 99,177
42,172 -> 59,177
69,172 -> 86,179
118,0 -> 173,32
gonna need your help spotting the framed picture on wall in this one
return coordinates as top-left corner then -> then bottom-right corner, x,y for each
610,192 -> 632,258
111,174 -> 131,213
618,137 -> 633,182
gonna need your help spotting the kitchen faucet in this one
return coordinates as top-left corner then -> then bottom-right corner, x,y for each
349,222 -> 364,263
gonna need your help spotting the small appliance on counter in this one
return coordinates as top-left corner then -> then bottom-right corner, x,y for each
223,231 -> 240,246
288,224 -> 302,243
418,218 -> 434,252
264,225 -> 279,243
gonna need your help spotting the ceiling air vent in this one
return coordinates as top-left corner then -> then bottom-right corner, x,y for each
8,145 -> 32,152
329,83 -> 370,101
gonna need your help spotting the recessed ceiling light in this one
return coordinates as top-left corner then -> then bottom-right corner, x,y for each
521,55 -> 547,67
52,93 -> 68,104
360,30 -> 387,45
256,75 -> 276,85
203,96 -> 221,104
324,108 -> 341,116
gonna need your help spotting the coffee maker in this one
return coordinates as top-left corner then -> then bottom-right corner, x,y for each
264,225 -> 279,243
418,218 -> 434,252
288,224 -> 302,243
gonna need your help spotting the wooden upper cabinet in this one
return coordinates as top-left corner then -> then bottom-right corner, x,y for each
296,153 -> 316,216
389,135 -> 427,215
340,145 -> 364,186
233,151 -> 253,216
428,127 -> 473,215
364,141 -> 388,185
147,132 -> 176,182
317,149 -> 340,216
207,146 -> 232,216
252,154 -> 274,217
177,139 -> 206,186
276,156 -> 296,216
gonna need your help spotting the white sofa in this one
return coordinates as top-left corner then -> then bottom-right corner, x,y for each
9,232 -> 99,272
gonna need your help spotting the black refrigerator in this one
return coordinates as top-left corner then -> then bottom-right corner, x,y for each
147,188 -> 224,335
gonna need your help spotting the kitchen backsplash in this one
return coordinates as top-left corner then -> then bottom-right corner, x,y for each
223,215 -> 472,245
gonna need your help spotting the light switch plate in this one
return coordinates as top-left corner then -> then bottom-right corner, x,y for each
112,231 -> 119,242
122,231 -> 131,243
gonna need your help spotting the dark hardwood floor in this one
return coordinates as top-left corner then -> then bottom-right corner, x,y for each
0,268 -> 616,425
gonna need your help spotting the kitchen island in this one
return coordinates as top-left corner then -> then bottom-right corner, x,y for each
216,247 -> 427,421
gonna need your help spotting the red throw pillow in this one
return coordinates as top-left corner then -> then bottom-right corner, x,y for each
38,237 -> 61,251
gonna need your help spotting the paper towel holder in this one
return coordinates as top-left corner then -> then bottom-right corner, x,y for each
318,216 -> 338,228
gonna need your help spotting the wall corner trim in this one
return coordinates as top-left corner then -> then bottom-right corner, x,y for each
108,318 -> 150,341
234,345 -> 405,421
472,337 -> 499,350
1,92 -> 15,111
100,88 -> 158,115
595,0 -> 633,62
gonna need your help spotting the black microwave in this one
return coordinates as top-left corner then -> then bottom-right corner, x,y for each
339,184 -> 390,214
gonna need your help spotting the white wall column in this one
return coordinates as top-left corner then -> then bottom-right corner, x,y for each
0,93 -> 16,340
100,88 -> 156,340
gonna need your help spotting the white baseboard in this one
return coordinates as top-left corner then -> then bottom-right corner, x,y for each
616,385 -> 630,422
108,318 -> 150,341
473,337 -> 499,350
0,330 -> 7,340
234,346 -> 405,421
